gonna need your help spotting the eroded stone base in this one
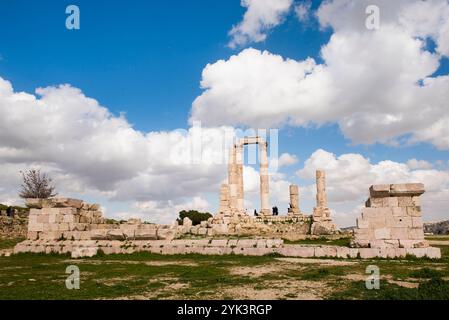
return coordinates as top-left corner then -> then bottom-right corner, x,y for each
13,239 -> 441,260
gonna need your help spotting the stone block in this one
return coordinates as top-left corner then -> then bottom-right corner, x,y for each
27,231 -> 39,240
107,229 -> 126,241
48,213 -> 62,224
157,228 -> 176,240
390,227 -> 409,239
384,239 -> 400,247
386,216 -> 412,228
406,206 -> 422,217
183,217 -> 192,228
424,247 -> 442,259
134,229 -> 157,240
54,198 -> 84,209
198,228 -> 207,236
266,239 -> 283,248
411,217 -> 424,228
361,207 -> 389,220
366,197 -> 385,208
278,246 -> 315,258
90,229 -> 108,240
391,207 -> 407,217
314,246 -> 337,258
354,228 -> 374,240
399,240 -> 419,248
397,196 -> 413,207
382,197 -> 399,207
411,196 -> 421,207
357,218 -> 370,229
28,222 -> 44,232
390,183 -> 425,197
374,228 -> 391,240
408,228 -> 424,240
370,185 -> 391,197
210,239 -> 228,247
37,214 -> 49,223
90,204 -> 101,211
25,198 -> 44,209
58,223 -> 70,232
336,247 -> 359,258
352,239 -> 370,248
40,231 -> 63,240
359,248 -> 385,259
62,214 -> 76,223
237,239 -> 257,248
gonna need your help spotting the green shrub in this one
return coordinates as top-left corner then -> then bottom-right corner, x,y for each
177,210 -> 212,226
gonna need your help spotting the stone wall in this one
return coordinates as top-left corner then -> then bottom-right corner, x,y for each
352,184 -> 427,249
25,198 -> 175,242
176,215 -> 312,240
13,238 -> 441,259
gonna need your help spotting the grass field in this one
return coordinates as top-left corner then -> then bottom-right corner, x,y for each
1,238 -> 449,300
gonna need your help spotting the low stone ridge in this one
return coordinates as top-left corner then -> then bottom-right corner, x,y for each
13,239 -> 441,259
353,183 -> 428,249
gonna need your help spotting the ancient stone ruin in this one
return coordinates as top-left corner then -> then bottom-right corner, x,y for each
352,183 -> 428,249
25,198 -> 175,242
8,139 -> 441,259
197,137 -> 338,238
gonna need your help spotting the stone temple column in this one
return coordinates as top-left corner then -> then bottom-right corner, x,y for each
259,142 -> 270,215
228,146 -> 238,210
289,185 -> 300,215
219,184 -> 230,214
316,170 -> 327,208
236,145 -> 244,211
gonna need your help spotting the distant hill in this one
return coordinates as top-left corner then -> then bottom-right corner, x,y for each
424,221 -> 449,235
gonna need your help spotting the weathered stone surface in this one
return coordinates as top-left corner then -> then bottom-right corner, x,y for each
369,185 -> 391,197
107,230 -> 126,241
183,217 -> 192,228
354,184 -> 428,250
390,183 -> 425,197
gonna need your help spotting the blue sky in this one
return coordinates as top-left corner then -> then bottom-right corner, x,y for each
1,0 -> 448,226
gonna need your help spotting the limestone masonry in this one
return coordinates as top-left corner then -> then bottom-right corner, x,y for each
352,183 -> 427,249
7,137 -> 441,260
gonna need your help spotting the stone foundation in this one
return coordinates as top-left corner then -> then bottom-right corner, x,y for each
177,215 -> 312,240
13,239 -> 441,259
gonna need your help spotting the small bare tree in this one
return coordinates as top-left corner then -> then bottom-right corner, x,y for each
19,169 -> 57,199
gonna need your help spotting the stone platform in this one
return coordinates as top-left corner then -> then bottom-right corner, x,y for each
13,238 -> 441,259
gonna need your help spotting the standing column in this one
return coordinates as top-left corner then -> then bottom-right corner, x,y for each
236,145 -> 244,211
259,142 -> 270,215
228,146 -> 238,210
289,185 -> 300,215
219,184 -> 230,214
316,170 -> 327,208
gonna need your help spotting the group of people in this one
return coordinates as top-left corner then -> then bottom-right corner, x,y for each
4,207 -> 15,217
253,206 -> 280,217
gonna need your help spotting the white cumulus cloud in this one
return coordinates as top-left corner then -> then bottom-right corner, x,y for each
192,0 -> 449,150
296,149 -> 449,226
228,0 -> 293,48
